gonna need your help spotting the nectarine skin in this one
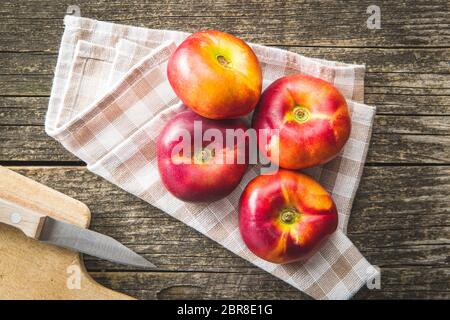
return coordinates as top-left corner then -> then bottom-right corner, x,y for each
239,170 -> 338,264
167,30 -> 262,119
252,74 -> 351,169
157,110 -> 249,202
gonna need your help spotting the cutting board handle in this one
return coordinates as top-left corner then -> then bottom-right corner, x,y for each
0,198 -> 47,239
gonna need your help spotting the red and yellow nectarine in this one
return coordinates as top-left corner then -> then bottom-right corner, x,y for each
168,30 -> 262,119
252,74 -> 351,169
239,170 -> 338,264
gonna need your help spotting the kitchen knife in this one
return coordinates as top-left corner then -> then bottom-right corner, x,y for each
0,197 -> 156,269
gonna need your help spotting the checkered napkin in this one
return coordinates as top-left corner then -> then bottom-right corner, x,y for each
45,15 -> 379,300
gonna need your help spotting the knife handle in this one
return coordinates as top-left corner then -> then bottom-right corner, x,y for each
0,198 -> 47,239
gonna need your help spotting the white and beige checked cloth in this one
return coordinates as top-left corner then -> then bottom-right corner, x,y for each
45,15 -> 379,300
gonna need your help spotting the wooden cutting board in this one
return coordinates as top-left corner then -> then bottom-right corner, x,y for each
0,166 -> 132,299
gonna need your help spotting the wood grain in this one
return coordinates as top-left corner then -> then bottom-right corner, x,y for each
1,0 -> 449,51
1,93 -> 449,128
0,167 -> 131,299
1,48 -> 449,115
89,266 -> 450,300
0,199 -> 46,239
2,47 -> 449,75
1,75 -> 449,115
1,0 -> 448,299
3,166 -> 448,299
1,124 -> 449,164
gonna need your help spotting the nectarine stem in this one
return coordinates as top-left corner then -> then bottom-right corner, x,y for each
280,208 -> 299,224
292,106 -> 311,124
194,148 -> 214,164
216,55 -> 231,68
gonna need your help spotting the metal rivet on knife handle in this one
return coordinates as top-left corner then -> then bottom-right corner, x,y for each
0,198 -> 47,239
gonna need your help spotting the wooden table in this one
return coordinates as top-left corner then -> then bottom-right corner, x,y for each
1,0 -> 449,299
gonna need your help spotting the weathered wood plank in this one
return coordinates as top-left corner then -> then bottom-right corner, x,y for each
90,271 -> 310,300
1,0 -> 449,301
370,134 -> 449,164
1,48 -> 449,116
1,50 -> 448,116
374,116 -> 450,135
1,93 -> 448,123
1,97 -> 448,134
366,94 -> 450,115
1,124 -> 449,163
2,47 -> 449,75
4,166 -> 449,299
89,266 -> 450,300
0,126 -> 80,162
0,52 -> 56,75
1,0 -> 449,51
0,74 -> 52,96
2,72 -> 448,99
0,97 -> 48,125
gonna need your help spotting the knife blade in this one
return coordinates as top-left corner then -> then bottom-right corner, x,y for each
0,197 -> 156,269
39,216 -> 156,269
